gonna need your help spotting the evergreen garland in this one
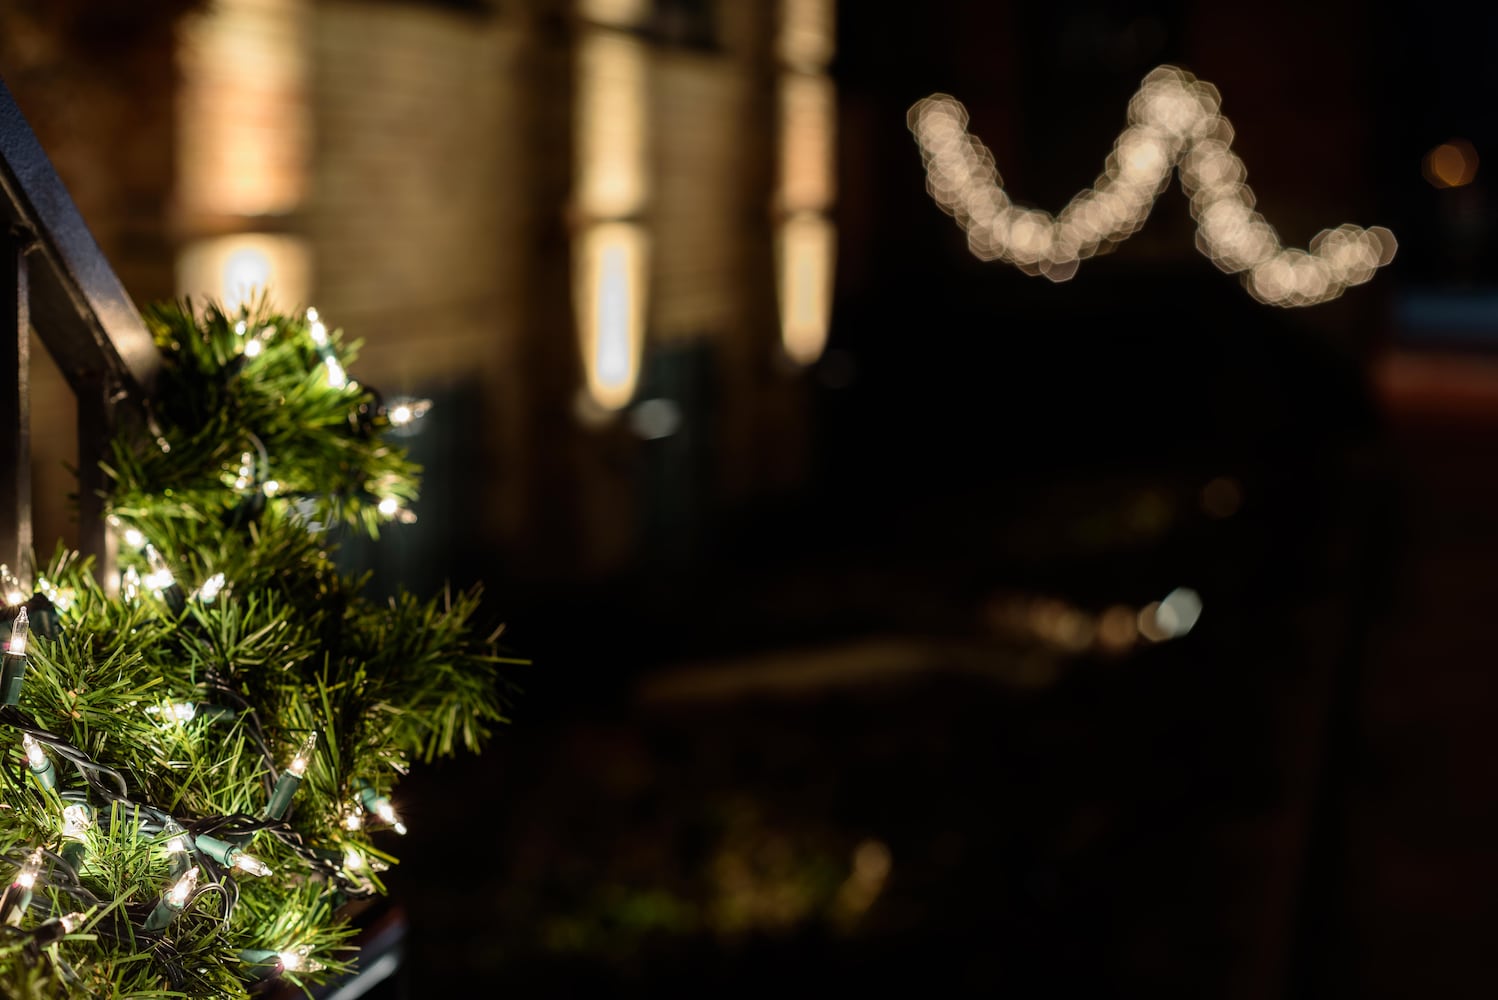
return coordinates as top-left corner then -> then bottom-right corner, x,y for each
0,299 -> 514,997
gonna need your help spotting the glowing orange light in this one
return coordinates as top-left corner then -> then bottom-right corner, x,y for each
1423,139 -> 1479,189
909,66 -> 1397,307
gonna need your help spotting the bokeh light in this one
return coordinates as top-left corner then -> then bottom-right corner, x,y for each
908,66 -> 1397,306
1423,138 -> 1479,189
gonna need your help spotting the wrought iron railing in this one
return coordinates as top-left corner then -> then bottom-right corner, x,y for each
0,77 -> 160,582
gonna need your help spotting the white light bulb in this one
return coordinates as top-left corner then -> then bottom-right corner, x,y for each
374,800 -> 408,835
279,946 -> 325,974
343,809 -> 363,832
61,804 -> 91,841
143,546 -> 175,593
168,866 -> 199,906
4,589 -> 22,606
164,702 -> 197,724
15,847 -> 44,889
389,404 -> 412,425
7,607 -> 28,656
233,853 -> 272,878
122,528 -> 146,550
234,320 -> 248,336
198,573 -> 226,604
166,836 -> 188,855
305,307 -> 320,323
310,321 -> 328,346
243,338 -> 263,358
262,480 -> 280,496
377,497 -> 400,518
22,734 -> 45,769
343,847 -> 364,871
323,357 -> 347,388
289,731 -> 319,776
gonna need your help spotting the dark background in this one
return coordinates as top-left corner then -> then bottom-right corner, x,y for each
379,3 -> 1498,998
371,3 -> 1498,998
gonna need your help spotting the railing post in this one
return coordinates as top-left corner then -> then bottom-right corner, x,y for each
0,226 -> 31,578
75,375 -> 118,587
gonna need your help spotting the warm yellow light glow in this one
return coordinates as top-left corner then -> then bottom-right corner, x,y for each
288,732 -> 318,777
778,213 -> 836,366
778,72 -> 837,214
909,66 -> 1397,306
6,607 -> 27,656
176,0 -> 309,218
574,25 -> 651,413
575,222 -> 649,410
22,735 -> 45,770
776,3 -> 837,365
168,866 -> 200,906
1424,138 -> 1479,189
15,848 -> 44,890
777,0 -> 835,71
575,32 -> 649,220
579,0 -> 649,27
177,233 -> 312,313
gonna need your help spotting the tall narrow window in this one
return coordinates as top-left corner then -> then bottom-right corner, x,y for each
574,12 -> 651,411
175,0 -> 311,311
775,0 -> 836,365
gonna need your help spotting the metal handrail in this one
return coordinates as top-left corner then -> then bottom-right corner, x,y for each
0,76 -> 160,580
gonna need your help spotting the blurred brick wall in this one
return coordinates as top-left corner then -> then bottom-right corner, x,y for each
0,2 -> 186,558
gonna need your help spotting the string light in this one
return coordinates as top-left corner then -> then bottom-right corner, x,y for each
61,805 -> 92,842
265,732 -> 318,820
195,572 -> 227,605
143,865 -> 199,932
279,945 -> 325,974
2,607 -> 30,706
14,848 -> 43,891
195,834 -> 273,878
22,733 -> 56,791
2,848 -> 46,926
386,397 -> 432,428
31,911 -> 86,946
907,65 -> 1396,306
225,451 -> 255,492
34,575 -> 74,614
60,804 -> 92,868
305,307 -> 350,389
147,702 -> 198,725
142,546 -> 185,613
357,783 -> 407,836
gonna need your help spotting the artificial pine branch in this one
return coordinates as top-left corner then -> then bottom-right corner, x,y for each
0,298 -> 515,997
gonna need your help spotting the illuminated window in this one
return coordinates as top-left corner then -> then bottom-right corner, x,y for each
573,14 -> 651,411
775,0 -> 836,365
175,0 -> 310,310
177,234 -> 311,314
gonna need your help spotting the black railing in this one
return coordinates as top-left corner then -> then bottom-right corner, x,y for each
0,77 -> 159,582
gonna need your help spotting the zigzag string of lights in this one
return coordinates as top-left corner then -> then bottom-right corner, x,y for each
907,66 -> 1397,307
